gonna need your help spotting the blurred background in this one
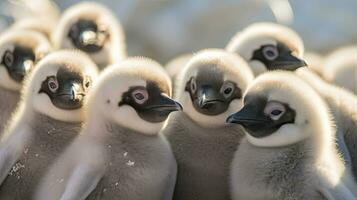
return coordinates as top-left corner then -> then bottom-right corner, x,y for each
1,0 -> 357,63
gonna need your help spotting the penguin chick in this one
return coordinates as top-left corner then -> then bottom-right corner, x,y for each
165,54 -> 192,82
9,0 -> 60,39
296,68 -> 357,181
11,18 -> 56,40
52,2 -> 126,68
323,46 -> 357,95
226,71 -> 357,200
304,51 -> 325,77
0,29 -> 51,135
164,49 -> 254,200
0,50 -> 98,199
35,57 -> 181,200
226,22 -> 307,76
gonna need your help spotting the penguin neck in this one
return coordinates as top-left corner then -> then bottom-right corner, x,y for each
84,118 -> 156,143
0,87 -> 20,115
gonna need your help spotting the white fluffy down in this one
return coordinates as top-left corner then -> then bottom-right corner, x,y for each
323,46 -> 357,94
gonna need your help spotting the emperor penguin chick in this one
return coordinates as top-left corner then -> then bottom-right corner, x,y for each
226,71 -> 357,200
226,22 -> 307,76
323,46 -> 357,95
164,49 -> 254,200
9,0 -> 60,39
35,57 -> 181,200
52,2 -> 126,68
0,50 -> 98,199
0,29 -> 51,134
296,68 -> 357,181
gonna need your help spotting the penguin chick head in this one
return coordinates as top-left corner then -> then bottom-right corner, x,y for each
176,49 -> 254,128
53,2 -> 126,66
226,22 -> 306,76
0,30 -> 51,91
86,57 -> 182,135
226,71 -> 333,148
323,46 -> 357,87
23,50 -> 98,122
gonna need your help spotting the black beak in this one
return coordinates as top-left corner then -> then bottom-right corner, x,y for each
198,87 -> 223,109
226,103 -> 269,126
272,54 -> 307,71
9,59 -> 33,82
55,81 -> 85,110
147,94 -> 182,113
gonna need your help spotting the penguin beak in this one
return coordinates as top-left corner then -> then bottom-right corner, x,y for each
147,93 -> 183,113
272,54 -> 307,71
58,81 -> 85,109
197,87 -> 223,109
80,29 -> 107,47
226,103 -> 269,126
10,59 -> 34,82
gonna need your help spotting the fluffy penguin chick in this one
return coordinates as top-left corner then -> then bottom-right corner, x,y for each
0,29 -> 51,135
226,71 -> 357,200
52,2 -> 126,68
323,46 -> 357,95
164,49 -> 254,200
296,68 -> 357,181
9,0 -> 60,39
0,50 -> 98,199
35,57 -> 181,200
226,22 -> 307,76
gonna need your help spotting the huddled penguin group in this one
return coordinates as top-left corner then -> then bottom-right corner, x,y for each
0,1 -> 356,200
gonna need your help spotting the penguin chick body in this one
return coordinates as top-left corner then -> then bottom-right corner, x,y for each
226,22 -> 306,76
35,57 -> 181,200
0,29 -> 51,135
0,50 -> 98,199
164,49 -> 254,200
52,2 -> 126,69
227,71 -> 357,200
296,68 -> 357,181
323,46 -> 357,95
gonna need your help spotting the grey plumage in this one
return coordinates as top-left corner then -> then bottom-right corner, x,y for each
85,123 -> 177,200
0,113 -> 80,199
231,138 -> 325,200
0,88 -> 19,134
164,111 -> 244,200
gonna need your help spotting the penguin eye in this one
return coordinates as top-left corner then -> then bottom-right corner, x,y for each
132,88 -> 148,104
262,45 -> 279,61
264,101 -> 286,120
3,50 -> 14,67
190,78 -> 197,93
48,77 -> 59,93
220,81 -> 235,98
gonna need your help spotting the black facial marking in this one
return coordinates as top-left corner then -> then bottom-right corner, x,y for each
251,42 -> 306,71
1,45 -> 36,83
227,96 -> 296,138
118,81 -> 181,123
185,66 -> 242,115
67,19 -> 108,53
39,67 -> 92,110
